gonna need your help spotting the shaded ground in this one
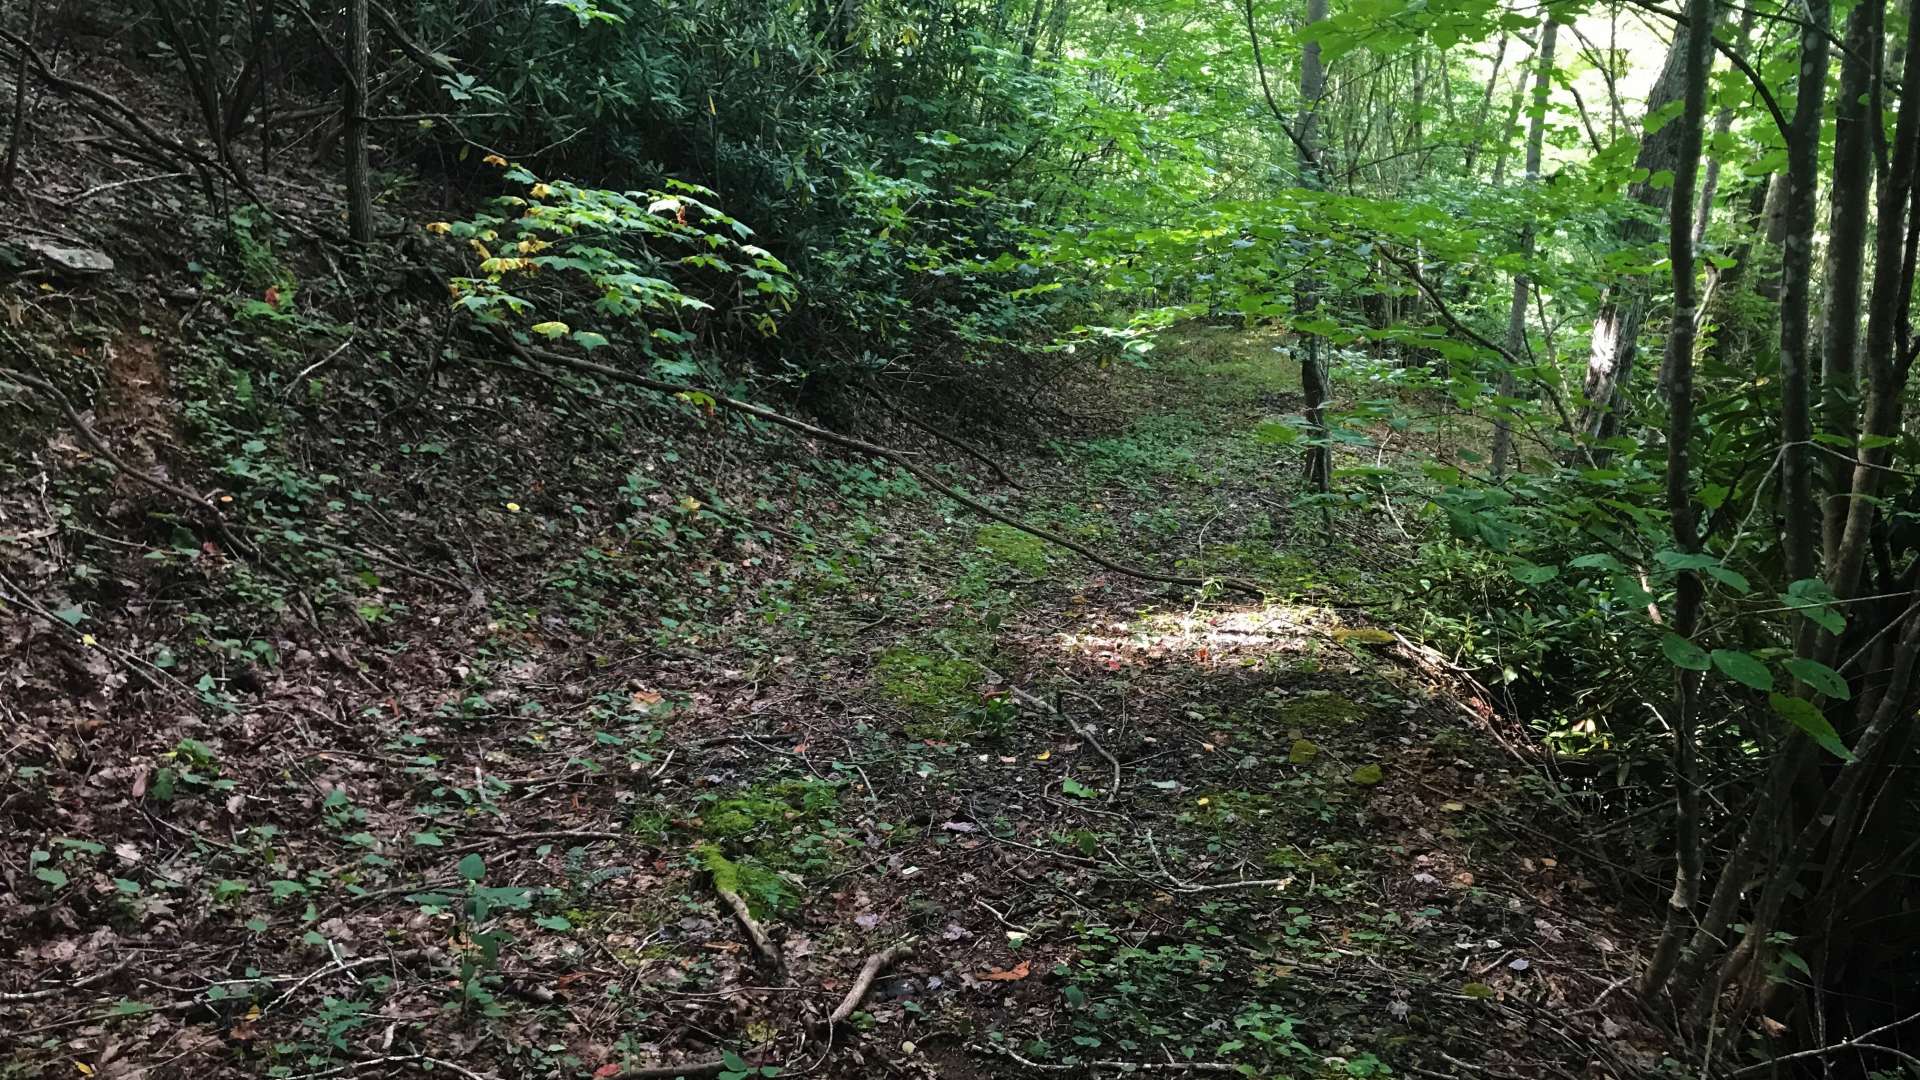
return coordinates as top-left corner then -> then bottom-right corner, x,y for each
4,310 -> 1661,1079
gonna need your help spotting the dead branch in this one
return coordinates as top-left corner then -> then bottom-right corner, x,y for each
862,383 -> 1023,488
825,939 -> 915,1026
510,343 -> 1262,596
714,880 -> 783,974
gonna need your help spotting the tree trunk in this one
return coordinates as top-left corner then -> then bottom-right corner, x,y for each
1491,19 -> 1557,480
0,0 -> 38,201
1296,0 -> 1331,495
1638,0 -> 1714,998
1776,0 -> 1832,596
1817,0 -> 1880,561
346,0 -> 374,244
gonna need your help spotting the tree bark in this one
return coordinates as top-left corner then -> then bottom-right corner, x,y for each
346,0 -> 374,244
1816,0 -> 1880,561
1776,0 -> 1832,598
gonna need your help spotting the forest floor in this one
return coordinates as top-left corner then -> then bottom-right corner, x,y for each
3,304 -> 1665,1078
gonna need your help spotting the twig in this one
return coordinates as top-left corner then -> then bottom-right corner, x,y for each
1728,1008 -> 1920,1077
73,171 -> 190,203
937,642 -> 1124,801
0,960 -> 132,1003
994,1046 -> 1246,1073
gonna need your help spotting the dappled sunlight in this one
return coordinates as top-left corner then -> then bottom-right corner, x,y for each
1052,599 -> 1335,668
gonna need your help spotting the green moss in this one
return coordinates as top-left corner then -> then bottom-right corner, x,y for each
698,844 -> 796,914
974,523 -> 1052,575
876,643 -> 980,714
1275,692 -> 1368,727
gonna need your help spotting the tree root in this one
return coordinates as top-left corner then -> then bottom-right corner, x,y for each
507,343 -> 1262,597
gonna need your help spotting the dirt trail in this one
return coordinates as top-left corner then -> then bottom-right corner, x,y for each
2,326 -> 1652,1079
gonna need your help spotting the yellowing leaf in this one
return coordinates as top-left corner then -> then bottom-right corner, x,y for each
505,502 -> 521,513
483,153 -> 509,167
81,634 -> 97,647
528,183 -> 554,198
424,222 -> 452,234
530,321 -> 570,338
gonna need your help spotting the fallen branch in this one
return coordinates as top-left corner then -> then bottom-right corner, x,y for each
0,359 -> 251,557
0,960 -> 132,1003
825,939 -> 916,1027
714,881 -> 783,974
509,343 -> 1261,596
861,383 -> 1023,488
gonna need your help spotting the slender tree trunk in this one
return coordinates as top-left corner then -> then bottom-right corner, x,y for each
1491,19 -> 1556,480
1777,0 -> 1832,598
1639,0 -> 1714,998
1460,34 -> 1509,178
1297,0 -> 1332,495
1691,4 -> 1756,250
1817,0 -> 1880,561
0,0 -> 39,201
346,0 -> 374,244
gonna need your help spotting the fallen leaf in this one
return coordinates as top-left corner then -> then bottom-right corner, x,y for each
980,960 -> 1031,982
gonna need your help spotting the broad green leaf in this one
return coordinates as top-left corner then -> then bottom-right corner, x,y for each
1660,634 -> 1711,671
457,853 -> 487,882
1784,658 -> 1850,700
1709,650 -> 1772,691
1769,693 -> 1854,760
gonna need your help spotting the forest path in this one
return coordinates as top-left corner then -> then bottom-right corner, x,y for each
3,326 -> 1649,1080
567,325 -> 1651,1078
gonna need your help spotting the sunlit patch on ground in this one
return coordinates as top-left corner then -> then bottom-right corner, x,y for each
1054,599 -> 1338,668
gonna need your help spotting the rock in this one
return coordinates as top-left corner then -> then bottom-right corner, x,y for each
23,237 -> 114,276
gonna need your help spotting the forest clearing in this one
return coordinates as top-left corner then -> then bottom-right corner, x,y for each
2,0 -> 1918,1076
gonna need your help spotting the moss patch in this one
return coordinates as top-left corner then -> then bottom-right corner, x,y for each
974,523 -> 1052,575
1274,691 -> 1369,727
876,642 -> 980,714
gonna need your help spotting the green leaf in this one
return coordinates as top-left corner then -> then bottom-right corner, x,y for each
34,867 -> 68,888
1660,634 -> 1711,671
1709,650 -> 1772,691
1784,658 -> 1850,700
458,853 -> 487,882
1349,763 -> 1383,786
1061,777 -> 1097,799
535,914 -> 573,931
52,604 -> 85,626
1703,565 -> 1751,593
1769,693 -> 1854,761
1509,562 -> 1558,585
413,832 -> 445,847
572,330 -> 609,350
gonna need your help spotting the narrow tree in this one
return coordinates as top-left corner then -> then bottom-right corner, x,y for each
1639,0 -> 1714,997
346,0 -> 373,244
1490,19 -> 1556,480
